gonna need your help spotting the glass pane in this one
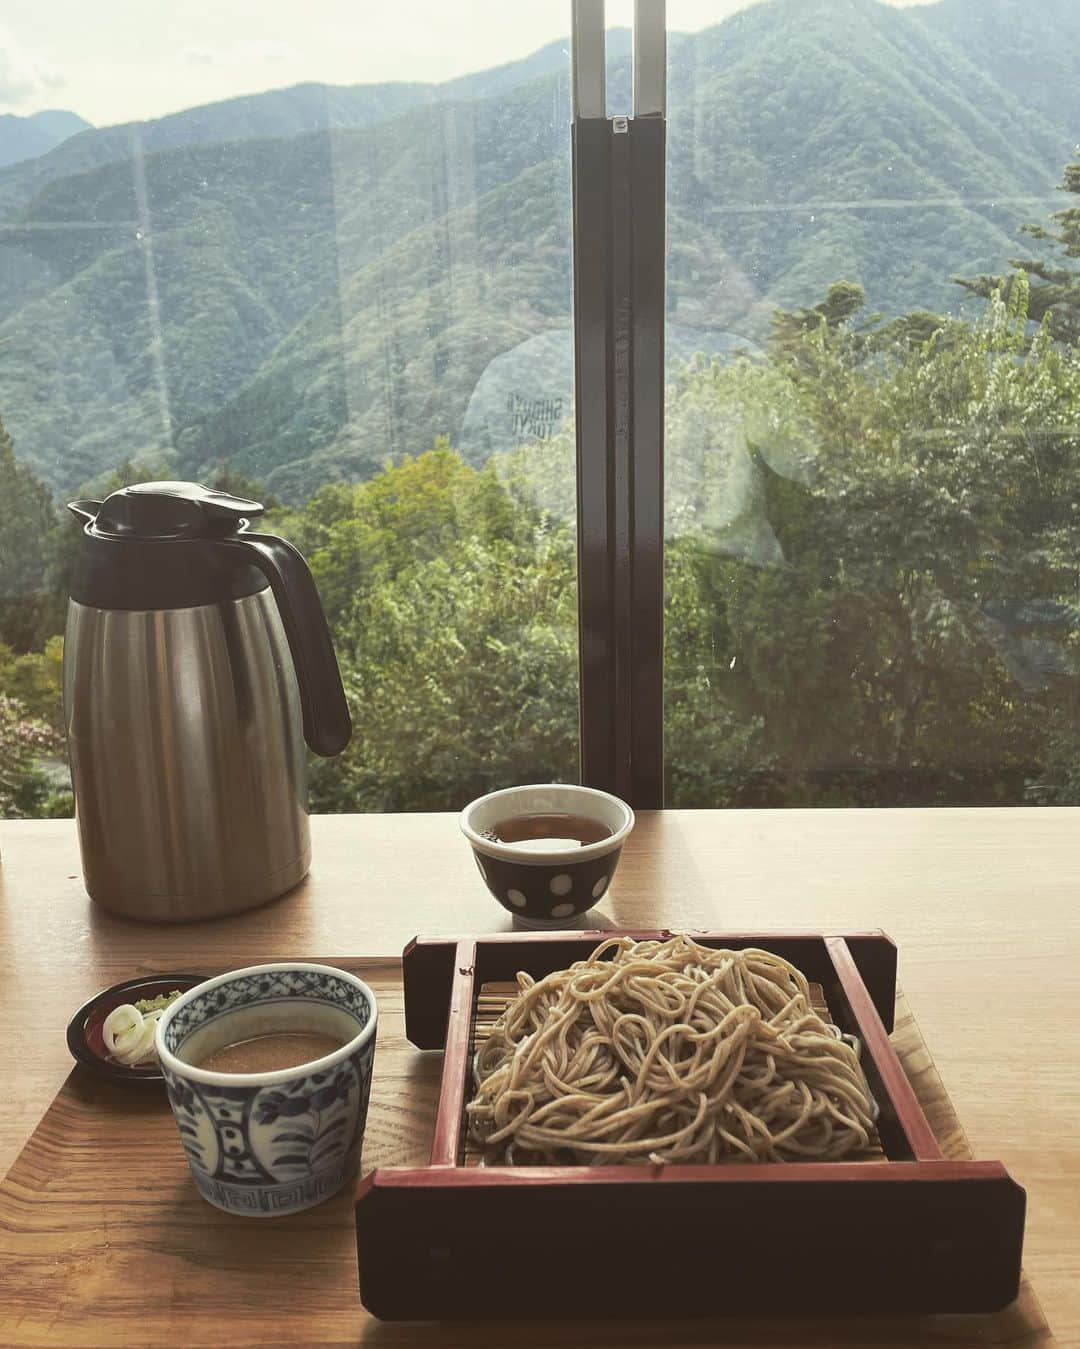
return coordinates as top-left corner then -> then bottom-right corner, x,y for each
664,0 -> 1080,807
0,3 -> 578,816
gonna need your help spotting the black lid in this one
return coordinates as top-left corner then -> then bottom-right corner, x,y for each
92,481 -> 265,540
68,482 -> 270,611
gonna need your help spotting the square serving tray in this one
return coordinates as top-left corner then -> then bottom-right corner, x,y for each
356,929 -> 1027,1322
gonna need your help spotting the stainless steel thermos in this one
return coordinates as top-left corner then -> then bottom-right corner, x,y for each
63,482 -> 351,921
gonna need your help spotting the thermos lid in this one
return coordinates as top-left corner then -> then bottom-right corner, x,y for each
91,481 -> 265,540
67,482 -> 270,611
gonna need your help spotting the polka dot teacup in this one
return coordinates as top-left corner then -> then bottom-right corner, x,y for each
460,784 -> 634,927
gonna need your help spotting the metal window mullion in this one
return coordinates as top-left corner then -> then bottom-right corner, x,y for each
610,122 -> 635,802
633,0 -> 666,117
628,114 -> 665,807
573,0 -> 606,118
573,2 -> 665,809
573,117 -> 617,791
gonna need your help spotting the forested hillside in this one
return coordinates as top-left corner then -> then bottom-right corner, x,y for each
1,0 -> 1077,500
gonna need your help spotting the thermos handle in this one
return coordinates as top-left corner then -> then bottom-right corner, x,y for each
219,533 -> 352,757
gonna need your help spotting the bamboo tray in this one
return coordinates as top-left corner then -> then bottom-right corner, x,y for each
362,930 -> 1032,1321
0,945 -> 1057,1347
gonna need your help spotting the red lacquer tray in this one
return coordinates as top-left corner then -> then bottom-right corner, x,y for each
355,929 -> 1026,1322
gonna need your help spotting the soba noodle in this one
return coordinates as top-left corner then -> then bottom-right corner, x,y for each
466,934 -> 877,1165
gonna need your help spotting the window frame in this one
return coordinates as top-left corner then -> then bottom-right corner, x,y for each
571,0 -> 667,808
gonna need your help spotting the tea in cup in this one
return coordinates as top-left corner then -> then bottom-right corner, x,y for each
460,783 -> 634,926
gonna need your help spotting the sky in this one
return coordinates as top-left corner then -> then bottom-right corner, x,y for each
3,0 -> 939,128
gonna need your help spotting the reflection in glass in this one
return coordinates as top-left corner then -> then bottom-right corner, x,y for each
0,5 -> 580,816
664,0 -> 1080,808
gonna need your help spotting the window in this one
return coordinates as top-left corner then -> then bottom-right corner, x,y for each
663,0 -> 1080,807
3,0 -> 1078,819
0,3 -> 578,815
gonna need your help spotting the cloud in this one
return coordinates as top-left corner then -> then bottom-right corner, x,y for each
243,41 -> 289,65
0,27 -> 65,110
180,40 -> 292,71
180,47 -> 221,69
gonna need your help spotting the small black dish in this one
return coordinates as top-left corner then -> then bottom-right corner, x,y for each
66,973 -> 208,1087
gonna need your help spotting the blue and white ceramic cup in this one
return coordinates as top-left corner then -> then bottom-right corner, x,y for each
155,962 -> 377,1217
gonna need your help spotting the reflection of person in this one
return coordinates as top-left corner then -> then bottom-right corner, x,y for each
459,323 -> 762,459
460,319 -> 817,568
664,362 -> 816,568
460,329 -> 570,459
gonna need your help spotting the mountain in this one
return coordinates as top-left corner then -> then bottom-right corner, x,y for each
0,0 -> 1077,500
0,110 -> 91,170
918,0 -> 1080,137
662,0 -> 1075,315
0,35 -> 605,219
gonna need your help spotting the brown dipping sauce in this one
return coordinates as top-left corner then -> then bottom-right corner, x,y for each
196,1031 -> 345,1074
487,812 -> 612,851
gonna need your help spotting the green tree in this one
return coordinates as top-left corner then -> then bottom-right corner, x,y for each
956,156 -> 1080,345
205,461 -> 281,511
0,636 -> 64,731
667,275 -> 1080,805
770,280 -> 872,358
291,445 -> 580,811
273,442 -> 533,627
0,415 -> 61,651
0,695 -> 65,816
315,524 -> 579,812
0,639 -> 67,817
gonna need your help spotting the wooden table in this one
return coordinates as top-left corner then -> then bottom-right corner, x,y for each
1,809 -> 1077,1343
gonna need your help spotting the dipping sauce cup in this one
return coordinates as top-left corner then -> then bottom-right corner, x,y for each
155,962 -> 377,1217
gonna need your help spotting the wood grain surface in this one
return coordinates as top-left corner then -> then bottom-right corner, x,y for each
1,809 -> 1078,1341
0,958 -> 1055,1347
